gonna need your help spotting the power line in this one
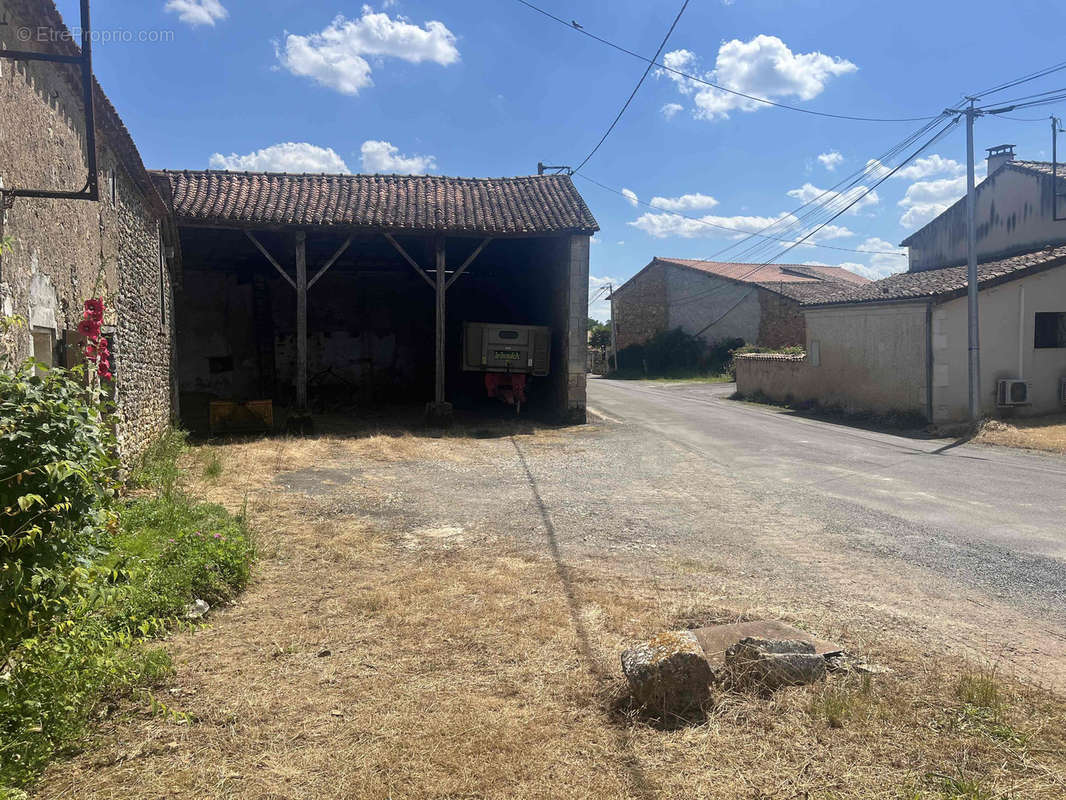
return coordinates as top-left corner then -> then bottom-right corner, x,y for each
574,0 -> 690,172
713,115 -> 948,263
978,86 -> 1066,109
754,116 -> 961,267
574,173 -> 908,257
512,0 -> 943,123
660,115 -> 961,311
972,60 -> 1066,100
990,93 -> 1066,115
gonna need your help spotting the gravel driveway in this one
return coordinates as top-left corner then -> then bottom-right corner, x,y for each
300,379 -> 1066,685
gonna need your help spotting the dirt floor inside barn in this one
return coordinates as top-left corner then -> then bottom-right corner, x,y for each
33,413 -> 1066,799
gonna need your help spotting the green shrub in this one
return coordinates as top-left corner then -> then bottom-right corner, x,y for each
0,364 -> 117,656
0,398 -> 253,791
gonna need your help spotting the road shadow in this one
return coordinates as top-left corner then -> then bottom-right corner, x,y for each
728,394 -> 949,442
510,437 -> 659,798
189,405 -> 572,446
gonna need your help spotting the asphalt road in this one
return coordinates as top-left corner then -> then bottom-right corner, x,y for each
583,377 -> 1066,681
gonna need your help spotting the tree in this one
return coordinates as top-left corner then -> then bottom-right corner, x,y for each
589,322 -> 611,349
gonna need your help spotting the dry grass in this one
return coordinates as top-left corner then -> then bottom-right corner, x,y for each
31,428 -> 1066,799
976,415 -> 1066,454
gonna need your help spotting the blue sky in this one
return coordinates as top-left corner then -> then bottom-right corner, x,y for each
55,0 -> 1066,320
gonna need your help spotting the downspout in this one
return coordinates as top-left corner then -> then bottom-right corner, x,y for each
1017,283 -> 1025,379
925,301 -> 934,423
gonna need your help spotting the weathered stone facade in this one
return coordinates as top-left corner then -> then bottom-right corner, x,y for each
612,261 -> 668,350
0,0 -> 172,463
756,288 -> 806,349
613,259 -> 807,350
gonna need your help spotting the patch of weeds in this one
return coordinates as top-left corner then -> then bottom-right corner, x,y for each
808,676 -> 871,729
956,669 -> 1005,712
202,450 -> 223,482
129,428 -> 188,499
922,771 -> 1004,799
113,494 -> 255,619
933,669 -> 1028,745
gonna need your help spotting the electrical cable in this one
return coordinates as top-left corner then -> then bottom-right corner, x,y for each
573,0 -> 690,172
574,173 -> 909,257
659,115 -> 961,312
971,60 -> 1066,100
512,0 -> 943,124
718,116 -> 948,263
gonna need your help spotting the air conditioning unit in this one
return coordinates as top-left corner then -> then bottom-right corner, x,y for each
996,379 -> 1031,407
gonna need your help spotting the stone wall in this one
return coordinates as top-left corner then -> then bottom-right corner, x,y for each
734,353 -> 811,403
664,265 -> 760,344
736,301 -> 930,420
564,234 -> 589,422
757,289 -> 806,348
613,260 -> 808,351
612,262 -> 667,350
0,0 -> 171,463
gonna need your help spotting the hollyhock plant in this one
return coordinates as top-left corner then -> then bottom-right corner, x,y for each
80,297 -> 112,384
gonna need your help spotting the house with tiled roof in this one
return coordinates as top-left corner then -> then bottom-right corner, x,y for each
901,147 -> 1066,271
610,256 -> 870,351
736,148 -> 1066,423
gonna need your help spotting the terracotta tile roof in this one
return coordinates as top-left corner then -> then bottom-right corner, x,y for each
149,170 -> 600,235
804,244 -> 1066,307
636,258 -> 870,302
1005,160 -> 1066,179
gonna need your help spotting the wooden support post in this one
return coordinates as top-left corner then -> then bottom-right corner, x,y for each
295,231 -> 308,411
245,230 -> 296,289
434,237 -> 446,406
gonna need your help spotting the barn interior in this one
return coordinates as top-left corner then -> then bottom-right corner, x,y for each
174,227 -> 575,431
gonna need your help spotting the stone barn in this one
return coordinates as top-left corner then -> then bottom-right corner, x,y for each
150,170 -> 598,429
611,257 -> 870,351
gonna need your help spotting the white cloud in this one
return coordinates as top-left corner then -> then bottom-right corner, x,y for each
786,182 -> 879,215
649,192 -> 719,212
621,188 -> 639,207
360,140 -> 436,173
165,0 -> 228,26
277,7 -> 459,95
209,142 -> 351,173
893,154 -> 965,181
897,175 -> 966,228
864,158 -> 893,181
590,236 -> 602,245
628,210 -> 853,243
829,238 -> 907,280
817,151 -> 843,171
661,102 -> 684,119
661,36 -> 857,120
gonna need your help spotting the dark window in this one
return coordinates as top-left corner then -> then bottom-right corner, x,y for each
209,356 -> 234,374
1034,312 -> 1066,348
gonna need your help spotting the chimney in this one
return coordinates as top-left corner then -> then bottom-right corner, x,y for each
986,144 -> 1016,176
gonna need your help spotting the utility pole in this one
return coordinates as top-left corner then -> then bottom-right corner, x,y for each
947,99 -> 983,421
607,282 -> 619,373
